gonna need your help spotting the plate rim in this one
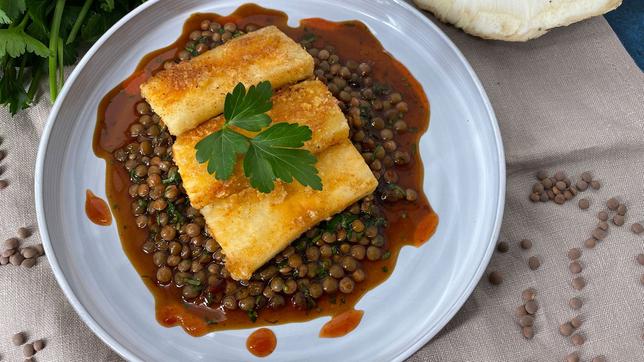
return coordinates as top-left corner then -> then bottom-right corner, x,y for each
34,0 -> 506,361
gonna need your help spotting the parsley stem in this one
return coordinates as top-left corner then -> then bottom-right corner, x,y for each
66,0 -> 94,45
48,0 -> 66,103
14,14 -> 29,31
57,37 -> 64,92
17,55 -> 27,84
27,61 -> 45,103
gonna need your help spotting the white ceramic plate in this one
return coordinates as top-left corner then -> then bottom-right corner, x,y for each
35,0 -> 504,361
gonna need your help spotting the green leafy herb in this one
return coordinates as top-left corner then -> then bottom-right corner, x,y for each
327,213 -> 359,232
382,251 -> 391,260
1,0 -> 146,115
381,266 -> 389,273
195,81 -> 322,193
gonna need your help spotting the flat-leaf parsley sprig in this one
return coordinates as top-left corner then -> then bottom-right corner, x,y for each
195,81 -> 323,193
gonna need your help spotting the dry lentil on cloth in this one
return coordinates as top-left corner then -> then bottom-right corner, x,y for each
1,3 -> 643,361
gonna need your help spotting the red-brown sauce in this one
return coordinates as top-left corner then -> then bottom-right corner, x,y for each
85,189 -> 112,226
319,309 -> 364,338
246,328 -> 277,357
93,4 -> 437,336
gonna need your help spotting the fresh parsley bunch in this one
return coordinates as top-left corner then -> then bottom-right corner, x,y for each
0,0 -> 145,115
195,81 -> 323,193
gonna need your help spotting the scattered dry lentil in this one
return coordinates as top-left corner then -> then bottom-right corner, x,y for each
570,316 -> 583,329
9,253 -> 24,266
522,288 -> 536,301
591,356 -> 606,362
4,237 -> 19,249
637,253 -> 644,266
528,256 -> 541,270
520,239 -> 533,250
565,352 -> 580,362
572,276 -> 586,290
590,180 -> 601,190
525,300 -> 538,315
578,198 -> 590,209
22,343 -> 34,357
519,315 -> 534,327
0,179 -> 7,189
21,258 -> 36,268
591,228 -> 607,241
11,332 -> 25,346
567,248 -> 582,260
571,333 -> 585,346
496,241 -> 509,253
598,210 -> 609,221
569,261 -> 582,274
522,326 -> 534,339
33,339 -> 45,352
613,214 -> 625,226
617,204 -> 627,215
606,197 -> 619,210
631,223 -> 644,234
568,297 -> 583,310
559,322 -> 574,336
584,238 -> 597,249
488,271 -> 503,285
17,227 -> 31,239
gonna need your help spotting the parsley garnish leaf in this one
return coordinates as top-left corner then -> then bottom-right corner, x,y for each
224,81 -> 272,131
195,82 -> 323,193
244,123 -> 321,193
195,128 -> 249,181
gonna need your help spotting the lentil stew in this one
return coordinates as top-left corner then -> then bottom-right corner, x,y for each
93,4 -> 437,336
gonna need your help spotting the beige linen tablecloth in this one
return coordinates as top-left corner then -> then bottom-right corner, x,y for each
1,10 -> 643,362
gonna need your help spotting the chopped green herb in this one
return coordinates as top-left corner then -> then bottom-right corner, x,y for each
184,278 -> 202,287
316,263 -> 329,279
129,168 -> 143,183
247,309 -> 258,322
136,198 -> 147,210
382,251 -> 391,260
373,82 -> 391,96
162,168 -> 181,185
300,32 -> 316,46
382,266 -> 389,273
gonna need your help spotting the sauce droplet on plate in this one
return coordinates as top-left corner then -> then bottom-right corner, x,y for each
85,189 -> 112,226
319,309 -> 364,338
246,328 -> 277,357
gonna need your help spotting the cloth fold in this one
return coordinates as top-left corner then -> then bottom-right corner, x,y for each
0,8 -> 642,362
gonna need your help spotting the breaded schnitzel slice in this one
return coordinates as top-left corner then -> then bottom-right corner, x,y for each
200,140 -> 378,281
141,26 -> 314,135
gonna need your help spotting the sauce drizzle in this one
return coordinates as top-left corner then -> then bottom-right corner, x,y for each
319,309 -> 364,338
85,189 -> 112,226
246,328 -> 277,357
